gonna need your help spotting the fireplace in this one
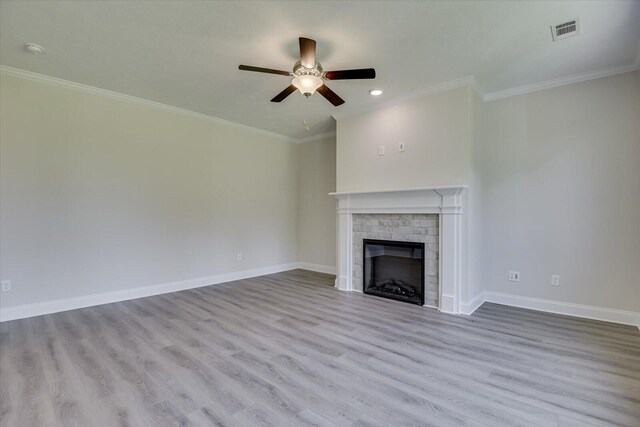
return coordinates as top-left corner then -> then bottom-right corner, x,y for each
363,239 -> 425,305
332,186 -> 466,314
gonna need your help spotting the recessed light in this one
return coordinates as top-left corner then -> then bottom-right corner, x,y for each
24,43 -> 44,54
369,89 -> 383,96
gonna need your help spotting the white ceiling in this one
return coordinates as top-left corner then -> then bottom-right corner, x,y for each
1,1 -> 639,139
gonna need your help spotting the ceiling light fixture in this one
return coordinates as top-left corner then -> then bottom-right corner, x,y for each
292,74 -> 323,97
369,89 -> 383,96
24,43 -> 44,54
238,37 -> 376,106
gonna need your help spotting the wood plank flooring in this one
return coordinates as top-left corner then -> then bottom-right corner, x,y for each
1,269 -> 639,426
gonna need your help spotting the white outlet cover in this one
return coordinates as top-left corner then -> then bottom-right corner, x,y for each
551,275 -> 560,286
378,145 -> 385,156
1,280 -> 11,291
508,271 -> 520,281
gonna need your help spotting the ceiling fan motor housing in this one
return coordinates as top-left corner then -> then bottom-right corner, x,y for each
293,60 -> 323,77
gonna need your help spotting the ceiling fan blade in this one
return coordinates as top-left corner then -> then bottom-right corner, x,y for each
299,37 -> 317,69
271,85 -> 297,102
238,65 -> 291,76
324,68 -> 376,80
317,84 -> 345,106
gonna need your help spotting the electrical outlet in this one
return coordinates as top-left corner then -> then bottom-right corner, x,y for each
508,271 -> 520,282
1,280 -> 11,292
378,145 -> 385,156
551,275 -> 560,286
236,253 -> 243,262
398,142 -> 406,152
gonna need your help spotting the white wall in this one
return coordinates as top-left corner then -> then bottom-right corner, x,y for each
335,71 -> 640,319
467,87 -> 486,303
0,73 -> 299,310
336,87 -> 470,193
3,67 -> 638,321
476,71 -> 640,312
297,136 -> 337,271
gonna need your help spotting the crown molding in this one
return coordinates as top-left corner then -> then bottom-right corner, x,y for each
482,63 -> 640,101
0,65 -> 298,143
468,76 -> 485,100
4,62 -> 638,134
330,61 -> 639,121
295,131 -> 336,144
331,75 -> 477,121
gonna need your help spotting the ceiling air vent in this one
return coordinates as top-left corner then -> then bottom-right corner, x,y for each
551,19 -> 579,41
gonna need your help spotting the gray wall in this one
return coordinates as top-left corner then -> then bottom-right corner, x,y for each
474,71 -> 640,312
297,137 -> 337,270
336,70 -> 640,313
336,86 -> 470,193
0,73 -> 299,309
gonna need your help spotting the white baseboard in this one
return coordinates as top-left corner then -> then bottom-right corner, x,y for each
483,291 -> 640,328
4,266 -> 638,329
0,263 -> 300,322
460,291 -> 486,315
296,262 -> 336,275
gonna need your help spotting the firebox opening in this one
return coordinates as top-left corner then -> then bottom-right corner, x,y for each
363,239 -> 425,305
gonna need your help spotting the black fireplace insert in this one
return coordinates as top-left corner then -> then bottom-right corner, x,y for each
363,239 -> 425,305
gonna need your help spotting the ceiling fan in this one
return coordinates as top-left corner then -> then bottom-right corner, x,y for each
238,37 -> 376,106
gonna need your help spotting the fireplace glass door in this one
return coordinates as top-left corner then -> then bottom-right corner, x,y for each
363,239 -> 425,305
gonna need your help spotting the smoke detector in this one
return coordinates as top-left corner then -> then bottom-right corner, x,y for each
551,19 -> 580,41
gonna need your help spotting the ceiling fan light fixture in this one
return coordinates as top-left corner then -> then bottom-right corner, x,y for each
238,37 -> 375,106
292,74 -> 323,96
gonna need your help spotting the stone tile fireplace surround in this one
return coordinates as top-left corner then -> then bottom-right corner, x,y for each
353,214 -> 439,307
331,187 -> 467,314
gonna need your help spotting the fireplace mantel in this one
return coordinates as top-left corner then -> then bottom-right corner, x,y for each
331,186 -> 468,314
330,185 -> 468,197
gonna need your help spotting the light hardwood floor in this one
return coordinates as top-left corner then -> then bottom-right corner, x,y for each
1,269 -> 639,426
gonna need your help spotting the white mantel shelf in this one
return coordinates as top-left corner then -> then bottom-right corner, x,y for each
330,186 -> 467,215
329,185 -> 469,197
331,185 -> 468,315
